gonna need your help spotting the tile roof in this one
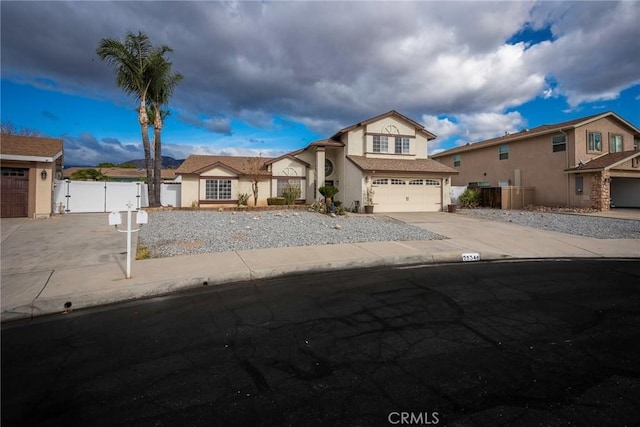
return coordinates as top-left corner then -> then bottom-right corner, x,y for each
432,111 -> 640,158
175,155 -> 273,175
1,134 -> 63,159
565,150 -> 640,172
63,167 -> 177,180
347,155 -> 458,174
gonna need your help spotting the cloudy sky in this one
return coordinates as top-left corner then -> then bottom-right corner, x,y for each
1,1 -> 639,166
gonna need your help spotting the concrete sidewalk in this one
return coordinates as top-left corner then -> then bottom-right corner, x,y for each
2,211 -> 639,322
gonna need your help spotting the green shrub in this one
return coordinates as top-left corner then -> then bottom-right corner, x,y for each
267,197 -> 286,206
334,200 -> 342,208
459,188 -> 480,208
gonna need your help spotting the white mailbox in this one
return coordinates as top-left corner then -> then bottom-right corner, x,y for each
108,211 -> 122,226
136,210 -> 148,225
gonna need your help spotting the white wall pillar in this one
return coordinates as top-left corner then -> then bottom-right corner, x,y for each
315,148 -> 325,200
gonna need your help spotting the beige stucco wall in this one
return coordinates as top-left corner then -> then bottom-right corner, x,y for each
354,116 -> 429,160
343,159 -> 365,210
239,178 -> 270,206
180,175 -> 200,207
573,118 -> 637,165
33,162 -> 55,218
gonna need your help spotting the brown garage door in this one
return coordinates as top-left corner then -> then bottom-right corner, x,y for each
1,168 -> 29,217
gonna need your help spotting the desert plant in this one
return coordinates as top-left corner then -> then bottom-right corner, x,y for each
282,184 -> 301,206
364,187 -> 375,205
318,185 -> 339,200
238,192 -> 250,207
458,188 -> 481,208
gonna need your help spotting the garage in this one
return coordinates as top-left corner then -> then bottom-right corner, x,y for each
1,168 -> 29,217
0,134 -> 63,218
371,177 -> 442,212
610,178 -> 640,208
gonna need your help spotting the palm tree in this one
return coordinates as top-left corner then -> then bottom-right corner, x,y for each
146,50 -> 183,206
96,31 -> 171,206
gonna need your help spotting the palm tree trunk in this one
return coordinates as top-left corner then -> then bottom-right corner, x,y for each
139,100 -> 155,206
152,107 -> 162,207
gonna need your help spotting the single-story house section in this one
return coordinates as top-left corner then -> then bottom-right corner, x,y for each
432,111 -> 640,210
1,134 -> 64,218
176,155 -> 276,207
176,110 -> 458,212
63,167 -> 177,182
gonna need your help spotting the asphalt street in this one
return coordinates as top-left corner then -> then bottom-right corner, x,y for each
2,259 -> 640,426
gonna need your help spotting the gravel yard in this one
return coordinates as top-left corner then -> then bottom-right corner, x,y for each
459,208 -> 640,239
139,210 -> 445,257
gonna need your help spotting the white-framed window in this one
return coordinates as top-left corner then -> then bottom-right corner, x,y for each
394,137 -> 410,154
372,178 -> 388,185
588,131 -> 602,152
609,134 -> 623,153
373,135 -> 388,153
425,179 -> 440,186
390,179 -> 406,185
499,145 -> 509,160
408,179 -> 423,185
205,179 -> 232,200
453,154 -> 461,167
552,134 -> 566,152
277,179 -> 302,197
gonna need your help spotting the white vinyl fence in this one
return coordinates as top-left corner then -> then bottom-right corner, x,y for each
53,180 -> 181,213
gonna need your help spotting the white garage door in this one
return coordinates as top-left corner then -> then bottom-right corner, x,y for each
371,177 -> 442,212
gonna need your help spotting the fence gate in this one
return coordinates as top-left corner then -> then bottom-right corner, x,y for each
54,180 -> 149,213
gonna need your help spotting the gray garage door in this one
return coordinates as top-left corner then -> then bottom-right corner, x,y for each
611,178 -> 640,208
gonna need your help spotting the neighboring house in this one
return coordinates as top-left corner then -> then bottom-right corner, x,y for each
177,110 -> 458,212
1,134 -> 64,218
63,167 -> 177,182
432,112 -> 640,210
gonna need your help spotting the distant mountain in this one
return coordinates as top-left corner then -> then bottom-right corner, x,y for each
120,156 -> 184,169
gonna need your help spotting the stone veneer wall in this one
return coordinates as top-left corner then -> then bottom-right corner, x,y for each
590,170 -> 611,211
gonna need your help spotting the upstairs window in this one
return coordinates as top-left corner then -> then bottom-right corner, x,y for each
453,154 -> 461,167
373,135 -> 388,153
609,134 -> 623,153
394,137 -> 410,154
588,131 -> 602,152
552,134 -> 566,152
499,145 -> 509,160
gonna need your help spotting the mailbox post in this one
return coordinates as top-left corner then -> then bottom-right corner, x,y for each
109,203 -> 148,279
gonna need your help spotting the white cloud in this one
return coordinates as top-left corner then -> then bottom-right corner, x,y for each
424,111 -> 526,153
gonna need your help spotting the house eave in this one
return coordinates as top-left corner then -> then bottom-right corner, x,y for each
0,151 -> 63,163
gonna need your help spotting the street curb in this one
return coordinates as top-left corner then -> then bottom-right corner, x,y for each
1,250 -> 509,323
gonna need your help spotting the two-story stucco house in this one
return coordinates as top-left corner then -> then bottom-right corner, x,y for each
176,110 -> 458,212
431,112 -> 640,210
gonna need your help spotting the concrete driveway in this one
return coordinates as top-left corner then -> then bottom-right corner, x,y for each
1,214 -> 133,273
1,214 -> 134,318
